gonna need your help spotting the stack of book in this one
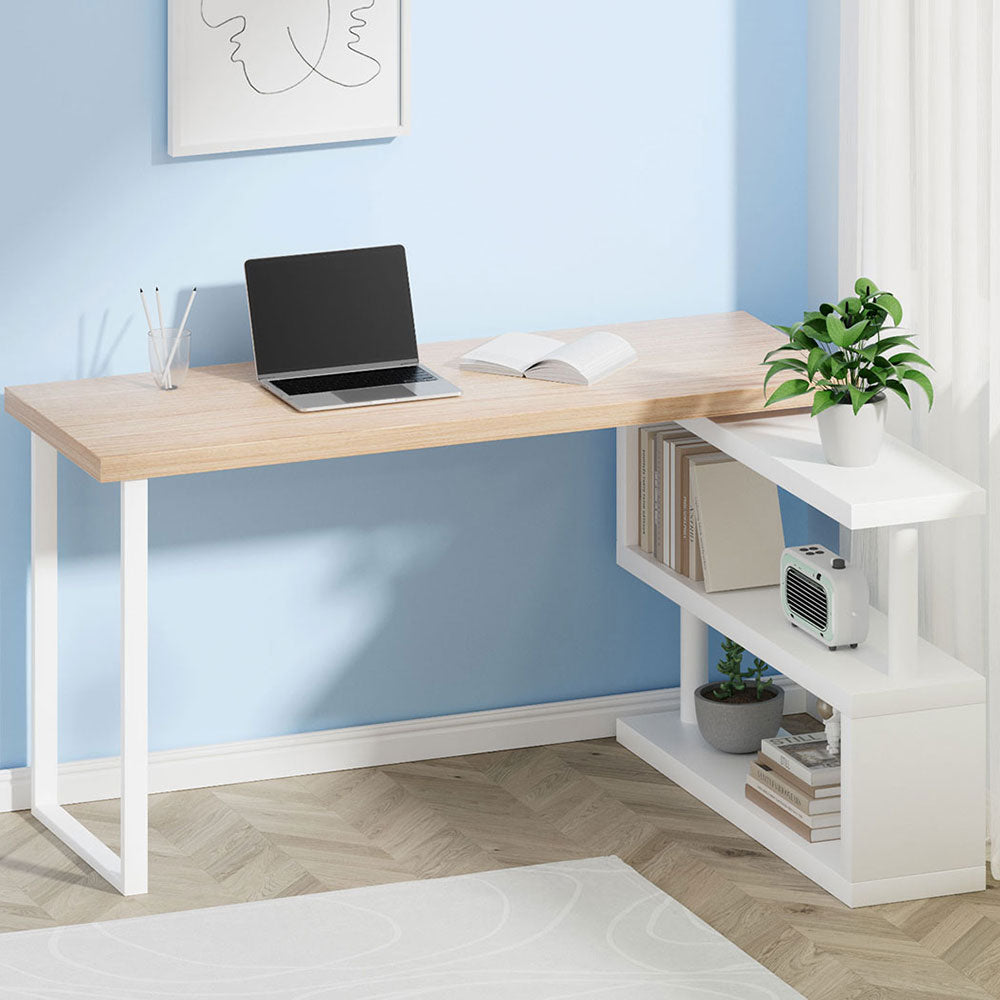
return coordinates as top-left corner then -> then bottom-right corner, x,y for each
637,423 -> 730,580
636,422 -> 784,591
745,733 -> 841,843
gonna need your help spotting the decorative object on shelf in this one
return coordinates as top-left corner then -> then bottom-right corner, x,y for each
762,278 -> 935,466
167,0 -> 410,157
780,545 -> 869,651
815,699 -> 841,754
694,637 -> 784,754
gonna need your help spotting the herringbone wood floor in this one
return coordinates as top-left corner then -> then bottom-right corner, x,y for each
1,724 -> 997,999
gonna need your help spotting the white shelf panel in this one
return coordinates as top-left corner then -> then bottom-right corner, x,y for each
678,413 -> 985,530
617,709 -> 986,908
616,710 -> 850,902
618,544 -> 985,718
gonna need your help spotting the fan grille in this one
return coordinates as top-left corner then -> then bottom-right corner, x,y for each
785,565 -> 829,632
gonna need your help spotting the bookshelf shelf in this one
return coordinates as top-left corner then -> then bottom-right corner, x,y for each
678,412 -> 985,530
618,544 -> 984,718
616,709 -> 984,908
614,415 -> 987,908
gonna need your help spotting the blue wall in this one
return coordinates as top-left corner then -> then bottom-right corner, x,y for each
0,1 -> 831,769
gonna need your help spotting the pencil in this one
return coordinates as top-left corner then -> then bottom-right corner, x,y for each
141,288 -> 167,386
154,287 -> 172,388
164,287 -> 197,375
138,288 -> 154,332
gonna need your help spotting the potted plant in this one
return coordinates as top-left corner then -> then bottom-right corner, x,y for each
694,637 -> 784,754
762,278 -> 934,466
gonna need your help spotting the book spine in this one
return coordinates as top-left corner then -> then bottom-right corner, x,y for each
693,488 -> 713,591
639,430 -> 649,551
755,753 -> 840,798
745,786 -> 840,843
659,441 -> 670,566
680,481 -> 689,577
748,764 -> 815,814
745,775 -> 840,826
653,435 -> 662,562
675,445 -> 686,575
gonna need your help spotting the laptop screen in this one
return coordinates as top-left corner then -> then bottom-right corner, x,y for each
245,245 -> 419,378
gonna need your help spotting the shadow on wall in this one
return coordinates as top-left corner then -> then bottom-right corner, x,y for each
171,284 -> 253,367
0,412 -> 677,764
0,409 -> 29,768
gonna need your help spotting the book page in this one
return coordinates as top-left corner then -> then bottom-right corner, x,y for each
459,332 -> 565,375
527,331 -> 637,385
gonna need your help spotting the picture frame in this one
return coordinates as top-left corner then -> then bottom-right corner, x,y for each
167,0 -> 410,158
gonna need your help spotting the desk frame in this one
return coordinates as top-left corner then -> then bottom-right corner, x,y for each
2,313 -> 836,896
30,436 -> 149,895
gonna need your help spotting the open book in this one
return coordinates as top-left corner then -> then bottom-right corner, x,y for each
459,331 -> 637,386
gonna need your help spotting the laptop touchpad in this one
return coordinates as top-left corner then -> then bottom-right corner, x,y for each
336,385 -> 417,404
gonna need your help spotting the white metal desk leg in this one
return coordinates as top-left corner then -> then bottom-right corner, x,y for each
679,609 -> 708,724
119,478 -> 148,895
886,524 -> 918,680
29,434 -> 149,895
30,435 -> 58,812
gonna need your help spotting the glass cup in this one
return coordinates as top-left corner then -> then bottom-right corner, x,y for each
148,328 -> 191,390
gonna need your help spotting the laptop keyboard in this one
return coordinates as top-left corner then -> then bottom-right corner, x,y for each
272,366 -> 438,396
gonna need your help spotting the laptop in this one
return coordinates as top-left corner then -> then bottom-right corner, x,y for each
245,245 -> 461,412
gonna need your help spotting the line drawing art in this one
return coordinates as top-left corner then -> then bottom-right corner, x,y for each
200,0 -> 382,95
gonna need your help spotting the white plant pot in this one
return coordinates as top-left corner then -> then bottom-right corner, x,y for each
815,394 -> 887,467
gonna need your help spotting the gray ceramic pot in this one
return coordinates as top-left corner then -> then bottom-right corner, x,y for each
693,682 -> 785,754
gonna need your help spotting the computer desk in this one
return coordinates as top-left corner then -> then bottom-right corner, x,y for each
4,310 -> 791,895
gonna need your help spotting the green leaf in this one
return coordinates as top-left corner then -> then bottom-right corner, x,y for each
764,379 -> 811,407
883,379 -> 912,408
858,366 -> 888,386
848,385 -> 879,415
872,334 -> 918,354
763,343 -> 804,362
901,368 -> 934,409
845,318 -> 870,341
811,389 -> 838,417
836,296 -> 863,316
819,302 -> 835,316
806,347 -> 828,380
804,319 -> 832,342
876,292 -> 903,326
763,359 -> 808,390
887,351 -> 933,370
826,313 -> 853,348
855,277 -> 880,296
829,356 -> 849,379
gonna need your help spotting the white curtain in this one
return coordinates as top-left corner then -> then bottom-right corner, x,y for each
839,0 -> 999,872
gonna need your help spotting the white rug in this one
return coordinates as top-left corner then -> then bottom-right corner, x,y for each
0,857 -> 804,998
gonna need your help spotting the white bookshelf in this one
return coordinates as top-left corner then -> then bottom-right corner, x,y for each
615,415 -> 987,908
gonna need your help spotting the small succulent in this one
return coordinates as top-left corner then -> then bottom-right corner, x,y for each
762,278 -> 934,416
713,638 -> 774,701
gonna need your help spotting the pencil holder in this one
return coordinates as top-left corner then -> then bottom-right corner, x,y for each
148,328 -> 191,390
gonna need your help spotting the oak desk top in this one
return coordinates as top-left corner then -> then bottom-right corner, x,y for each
5,311 -> 789,483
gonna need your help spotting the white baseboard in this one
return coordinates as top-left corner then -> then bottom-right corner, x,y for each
0,679 -> 806,813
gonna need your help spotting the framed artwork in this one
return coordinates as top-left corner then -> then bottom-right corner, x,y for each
168,1 -> 410,157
